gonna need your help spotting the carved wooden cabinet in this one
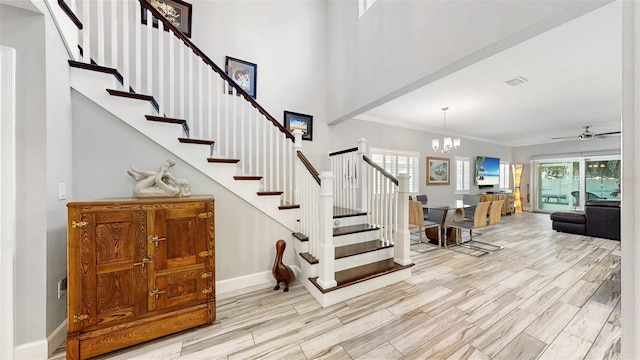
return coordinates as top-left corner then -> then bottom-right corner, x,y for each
66,197 -> 215,360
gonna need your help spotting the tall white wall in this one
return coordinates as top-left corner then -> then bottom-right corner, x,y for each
326,0 -> 612,123
189,0 -> 330,165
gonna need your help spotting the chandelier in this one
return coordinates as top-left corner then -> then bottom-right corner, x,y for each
432,106 -> 460,153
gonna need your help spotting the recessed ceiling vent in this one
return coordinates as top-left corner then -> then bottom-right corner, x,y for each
504,76 -> 529,87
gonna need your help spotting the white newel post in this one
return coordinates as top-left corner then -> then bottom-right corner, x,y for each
395,174 -> 412,266
292,129 -> 303,205
317,172 -> 337,289
356,138 -> 368,212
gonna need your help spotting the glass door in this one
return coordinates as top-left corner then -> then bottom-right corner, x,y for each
584,158 -> 621,201
532,155 -> 620,212
535,161 -> 580,212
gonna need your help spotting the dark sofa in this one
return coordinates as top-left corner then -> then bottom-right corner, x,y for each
550,199 -> 620,240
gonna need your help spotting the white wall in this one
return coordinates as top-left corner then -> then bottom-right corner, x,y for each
326,0 -> 612,123
189,0 -> 330,166
71,91 -> 296,282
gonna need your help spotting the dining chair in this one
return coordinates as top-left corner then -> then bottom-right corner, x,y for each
445,201 -> 492,256
489,200 -> 505,225
408,201 -> 441,246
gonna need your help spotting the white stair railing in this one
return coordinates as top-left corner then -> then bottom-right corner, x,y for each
363,155 -> 398,246
295,147 -> 321,260
57,0 -> 295,204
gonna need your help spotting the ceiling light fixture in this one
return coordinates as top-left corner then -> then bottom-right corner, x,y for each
432,107 -> 460,153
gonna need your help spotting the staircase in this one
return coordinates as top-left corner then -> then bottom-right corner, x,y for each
53,0 -> 414,307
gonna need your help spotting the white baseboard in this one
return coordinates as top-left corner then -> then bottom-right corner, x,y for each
14,338 -> 47,360
47,320 -> 67,357
216,266 -> 301,301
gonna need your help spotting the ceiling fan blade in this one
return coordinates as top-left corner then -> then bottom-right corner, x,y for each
594,131 -> 621,136
551,135 -> 578,140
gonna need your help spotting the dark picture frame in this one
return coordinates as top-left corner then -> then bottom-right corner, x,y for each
141,0 -> 193,38
225,56 -> 257,99
284,111 -> 313,141
426,157 -> 450,185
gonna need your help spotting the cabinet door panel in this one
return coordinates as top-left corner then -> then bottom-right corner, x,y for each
85,210 -> 148,328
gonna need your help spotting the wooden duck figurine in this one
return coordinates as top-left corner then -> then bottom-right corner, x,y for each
272,239 -> 295,292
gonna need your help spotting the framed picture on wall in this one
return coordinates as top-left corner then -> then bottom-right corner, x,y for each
426,157 -> 450,185
141,0 -> 193,38
225,56 -> 257,99
284,111 -> 313,141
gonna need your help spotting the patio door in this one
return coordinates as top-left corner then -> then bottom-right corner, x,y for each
532,156 -> 620,212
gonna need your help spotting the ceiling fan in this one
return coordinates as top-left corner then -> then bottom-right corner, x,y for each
552,126 -> 621,141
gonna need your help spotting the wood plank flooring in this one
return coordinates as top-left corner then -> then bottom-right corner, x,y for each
50,212 -> 621,359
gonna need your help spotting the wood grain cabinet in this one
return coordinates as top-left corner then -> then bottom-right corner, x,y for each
66,197 -> 215,360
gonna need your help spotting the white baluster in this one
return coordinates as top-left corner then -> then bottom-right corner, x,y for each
240,98 -> 245,172
122,0 -> 129,92
157,21 -> 164,116
110,0 -> 116,69
82,0 -> 90,64
96,0 -> 104,65
145,8 -> 152,95
232,89 -> 237,159
224,80 -> 229,157
135,1 -> 141,93
188,47 -> 193,122
198,60 -> 203,138
207,69 -> 213,141
168,32 -> 175,117
216,76 -> 221,150
179,45 -> 185,119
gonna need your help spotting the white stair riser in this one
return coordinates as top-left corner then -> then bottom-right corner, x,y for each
302,268 -> 412,307
335,248 -> 394,272
297,255 -> 318,278
294,238 -> 309,254
333,215 -> 367,228
333,230 -> 380,247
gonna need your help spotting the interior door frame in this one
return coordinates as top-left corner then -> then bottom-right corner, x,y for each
0,45 -> 17,360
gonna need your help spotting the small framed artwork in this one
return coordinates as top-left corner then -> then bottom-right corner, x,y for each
225,56 -> 257,99
284,111 -> 313,141
141,0 -> 193,38
426,157 -> 450,185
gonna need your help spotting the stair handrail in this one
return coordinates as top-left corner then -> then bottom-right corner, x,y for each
362,155 -> 399,186
297,150 -> 321,186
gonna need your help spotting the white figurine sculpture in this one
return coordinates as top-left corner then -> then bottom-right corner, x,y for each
127,159 -> 191,197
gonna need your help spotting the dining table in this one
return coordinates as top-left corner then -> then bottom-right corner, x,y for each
423,200 -> 471,246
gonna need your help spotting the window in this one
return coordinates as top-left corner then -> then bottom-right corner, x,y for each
499,161 -> 510,189
359,0 -> 377,17
370,148 -> 419,193
455,157 -> 471,193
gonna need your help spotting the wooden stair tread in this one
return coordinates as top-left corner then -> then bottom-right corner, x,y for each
207,158 -> 240,164
333,206 -> 367,219
178,138 -> 214,145
278,205 -> 300,210
69,60 -> 117,75
309,259 -> 413,293
145,115 -> 186,124
234,176 -> 263,180
299,240 -> 392,265
107,89 -> 153,101
333,224 -> 379,237
257,191 -> 283,196
292,232 -> 308,242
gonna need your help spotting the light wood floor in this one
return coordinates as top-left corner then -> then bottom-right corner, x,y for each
51,211 -> 621,359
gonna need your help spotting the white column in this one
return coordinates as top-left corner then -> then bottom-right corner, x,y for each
317,172 -> 337,289
395,174 -> 412,266
621,1 -> 640,358
292,129 -> 303,205
357,138 -> 368,212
